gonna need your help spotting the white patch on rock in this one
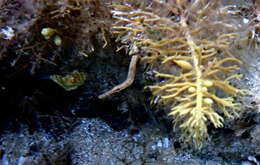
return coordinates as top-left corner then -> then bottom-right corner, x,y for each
0,26 -> 15,40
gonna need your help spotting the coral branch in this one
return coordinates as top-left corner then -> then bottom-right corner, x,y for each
111,0 -> 246,147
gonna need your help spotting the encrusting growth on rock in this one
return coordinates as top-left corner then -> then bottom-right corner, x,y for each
50,70 -> 86,91
109,0 -> 247,147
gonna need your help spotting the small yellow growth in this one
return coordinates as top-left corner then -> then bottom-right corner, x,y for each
202,87 -> 208,92
188,87 -> 196,93
203,80 -> 213,87
53,35 -> 62,46
41,28 -> 56,40
174,60 -> 193,70
204,98 -> 213,105
50,70 -> 86,91
41,27 -> 62,46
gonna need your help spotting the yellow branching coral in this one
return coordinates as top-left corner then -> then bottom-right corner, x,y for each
111,0 -> 246,147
